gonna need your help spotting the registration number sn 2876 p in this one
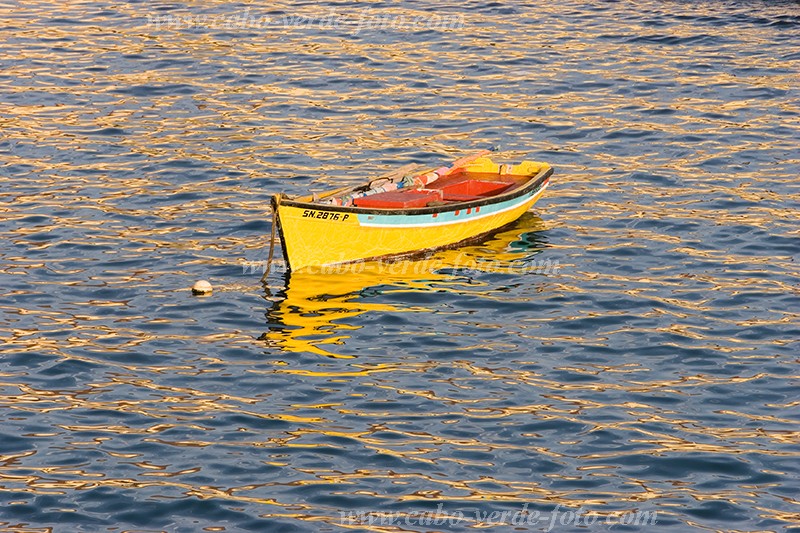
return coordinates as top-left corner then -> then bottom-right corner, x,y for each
301,210 -> 350,222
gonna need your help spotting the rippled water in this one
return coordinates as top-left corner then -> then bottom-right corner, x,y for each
1,1 -> 799,531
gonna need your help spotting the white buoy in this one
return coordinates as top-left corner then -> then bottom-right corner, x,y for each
192,280 -> 213,295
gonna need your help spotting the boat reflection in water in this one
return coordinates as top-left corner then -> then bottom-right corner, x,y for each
260,212 -> 552,358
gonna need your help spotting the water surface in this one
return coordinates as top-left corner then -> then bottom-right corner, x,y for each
1,1 -> 799,531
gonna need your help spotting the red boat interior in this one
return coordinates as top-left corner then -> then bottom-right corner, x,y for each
353,172 -> 523,209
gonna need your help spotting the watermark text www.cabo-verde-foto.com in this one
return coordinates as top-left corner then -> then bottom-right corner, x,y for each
340,504 -> 658,530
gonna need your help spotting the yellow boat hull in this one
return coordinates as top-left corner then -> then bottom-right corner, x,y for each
274,160 -> 552,272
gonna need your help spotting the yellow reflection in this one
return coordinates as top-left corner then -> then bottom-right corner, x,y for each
259,213 -> 551,358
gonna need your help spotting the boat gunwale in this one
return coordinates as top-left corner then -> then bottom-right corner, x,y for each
276,166 -> 553,217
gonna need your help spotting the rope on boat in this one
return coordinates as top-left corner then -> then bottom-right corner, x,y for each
261,194 -> 280,283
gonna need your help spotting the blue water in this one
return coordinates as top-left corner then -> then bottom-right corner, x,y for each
1,1 -> 799,531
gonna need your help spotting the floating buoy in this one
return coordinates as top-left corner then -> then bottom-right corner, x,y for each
192,280 -> 213,295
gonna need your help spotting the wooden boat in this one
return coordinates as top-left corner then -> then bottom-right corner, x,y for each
270,150 -> 553,271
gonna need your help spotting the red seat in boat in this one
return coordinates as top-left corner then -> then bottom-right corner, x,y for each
438,180 -> 513,202
353,189 -> 443,208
